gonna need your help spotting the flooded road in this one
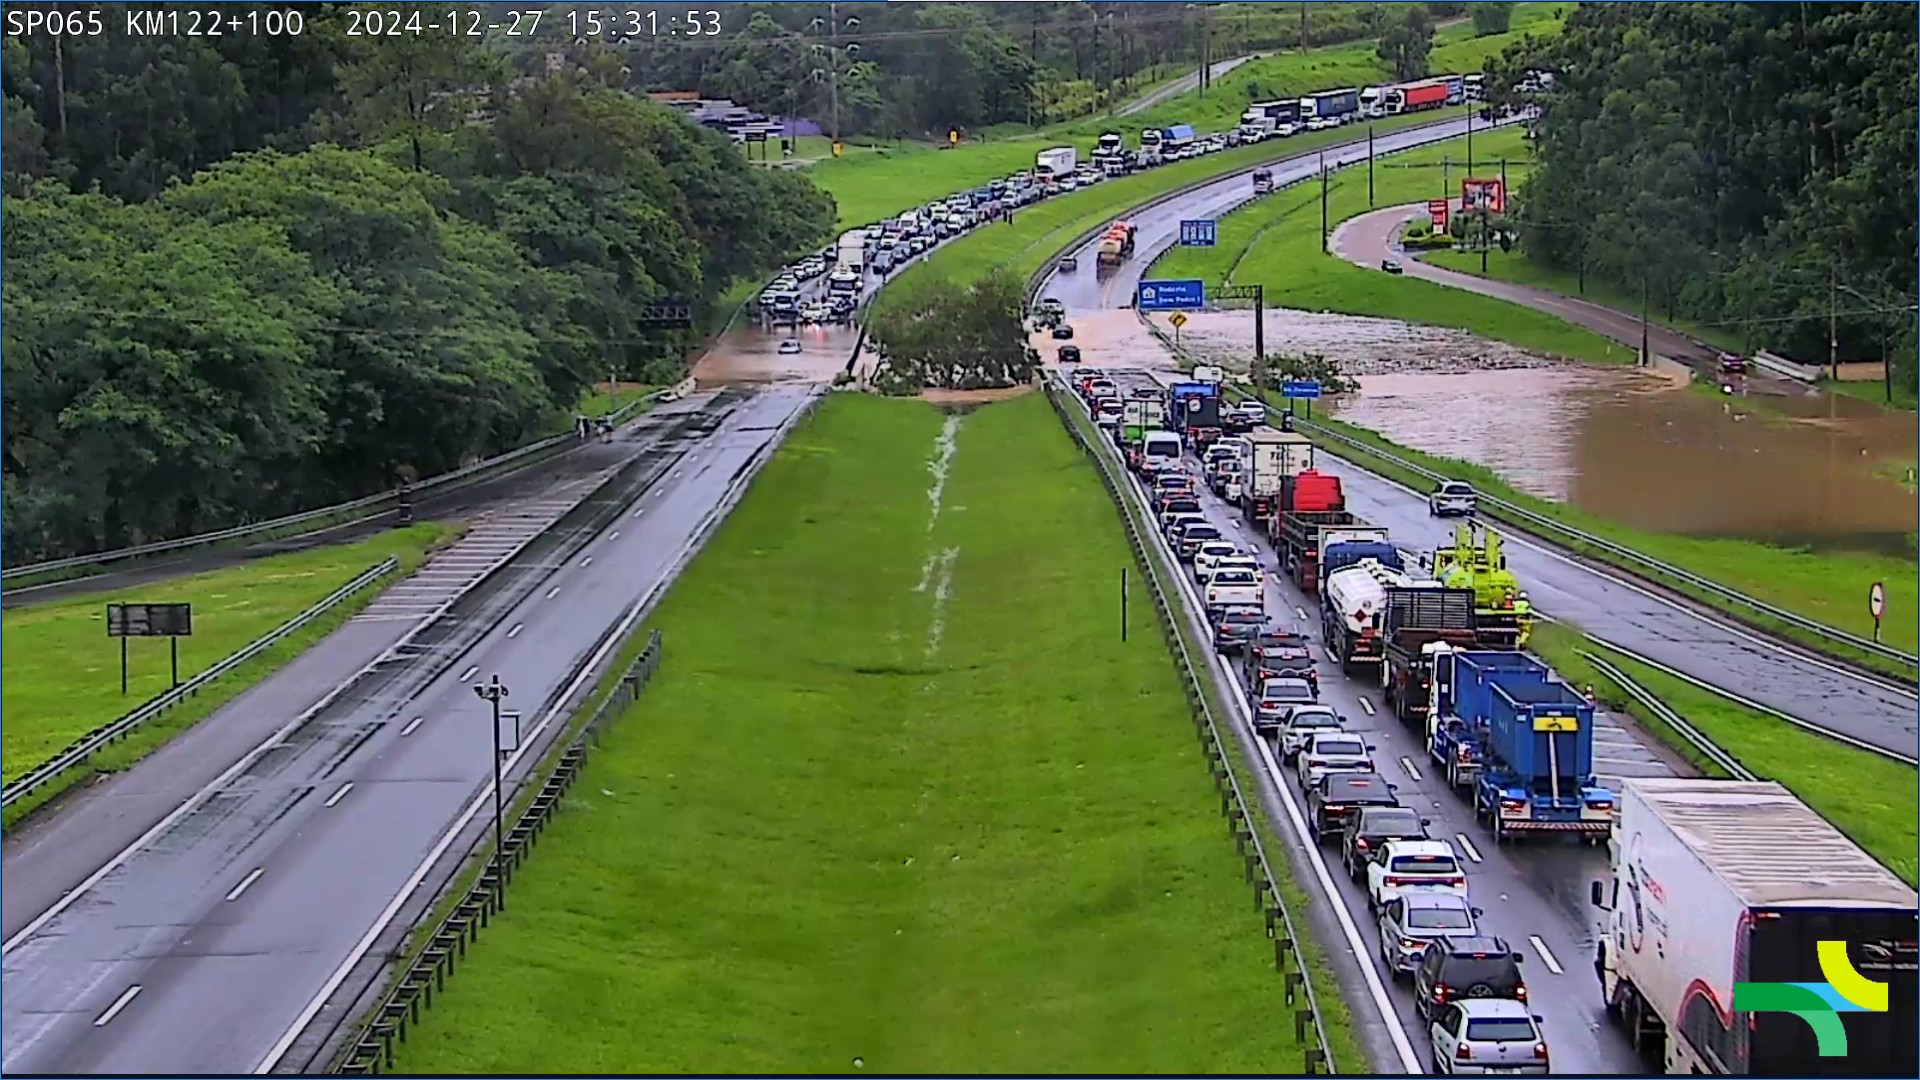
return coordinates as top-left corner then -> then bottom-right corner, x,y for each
1136,308 -> 1916,552
691,313 -> 860,386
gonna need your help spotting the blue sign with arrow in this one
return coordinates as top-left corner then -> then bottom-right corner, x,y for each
1178,219 -> 1217,247
1136,278 -> 1205,311
1280,379 -> 1323,400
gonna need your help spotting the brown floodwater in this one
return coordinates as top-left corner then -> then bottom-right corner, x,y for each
691,319 -> 860,386
1139,308 -> 1917,553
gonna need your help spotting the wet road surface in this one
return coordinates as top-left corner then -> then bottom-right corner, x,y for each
1057,368 -> 1669,1075
0,386 -> 816,1074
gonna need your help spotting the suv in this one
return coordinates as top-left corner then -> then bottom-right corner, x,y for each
1428,481 -> 1478,517
1295,731 -> 1375,790
1339,805 -> 1430,882
1306,770 -> 1398,844
1253,677 -> 1318,731
1247,630 -> 1316,692
1411,936 -> 1528,1022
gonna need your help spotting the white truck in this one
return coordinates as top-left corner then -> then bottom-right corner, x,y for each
1192,364 -> 1225,385
1093,131 -> 1124,160
1590,778 -> 1917,1075
1035,146 -> 1077,181
1240,429 -> 1315,522
836,230 -> 869,272
1358,85 -> 1390,119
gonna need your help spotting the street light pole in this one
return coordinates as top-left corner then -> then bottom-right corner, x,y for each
473,674 -> 510,907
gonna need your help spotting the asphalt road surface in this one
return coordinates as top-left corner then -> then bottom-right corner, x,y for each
1059,368 -> 1675,1075
0,385 -> 815,1074
1030,128 -> 1918,755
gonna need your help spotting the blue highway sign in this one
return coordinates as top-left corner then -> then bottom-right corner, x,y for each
1178,219 -> 1217,247
1280,379 -> 1323,400
1136,278 -> 1206,311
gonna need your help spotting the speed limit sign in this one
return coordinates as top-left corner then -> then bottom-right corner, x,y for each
1869,581 -> 1886,642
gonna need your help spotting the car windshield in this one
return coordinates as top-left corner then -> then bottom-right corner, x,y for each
1407,905 -> 1476,931
1313,738 -> 1366,757
1362,809 -> 1424,834
1212,571 -> 1258,586
1265,683 -> 1312,702
1183,525 -> 1221,541
1292,713 -> 1340,730
1441,483 -> 1474,496
1389,853 -> 1461,875
1465,1018 -> 1537,1043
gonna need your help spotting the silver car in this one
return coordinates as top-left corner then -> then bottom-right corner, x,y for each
1429,481 -> 1478,517
1253,677 -> 1317,731
1427,999 -> 1550,1075
1295,731 -> 1375,789
1272,703 -> 1341,754
1376,892 -> 1481,976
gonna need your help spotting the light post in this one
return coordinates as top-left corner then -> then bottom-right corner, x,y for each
808,9 -> 859,150
473,674 -> 510,906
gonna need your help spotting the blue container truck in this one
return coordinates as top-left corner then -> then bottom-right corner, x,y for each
1306,88 -> 1360,125
1443,74 -> 1466,106
1449,651 -> 1614,841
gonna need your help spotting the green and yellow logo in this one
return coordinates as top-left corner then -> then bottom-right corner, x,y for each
1733,942 -> 1888,1057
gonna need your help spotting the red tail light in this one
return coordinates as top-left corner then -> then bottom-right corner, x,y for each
1432,983 -> 1451,1003
1515,984 -> 1528,1002
1455,1043 -> 1473,1062
1500,798 -> 1527,811
1355,838 -> 1370,851
1446,877 -> 1466,888
1533,1041 -> 1549,1060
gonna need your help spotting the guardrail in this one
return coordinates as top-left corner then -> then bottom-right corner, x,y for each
0,557 -> 399,814
2,388 -> 672,587
1042,377 -> 1338,1074
1578,650 -> 1756,781
1134,316 -> 1919,676
332,629 -> 665,1075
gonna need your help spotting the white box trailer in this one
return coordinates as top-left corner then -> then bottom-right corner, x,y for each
1591,778 -> 1916,1075
1242,429 -> 1315,502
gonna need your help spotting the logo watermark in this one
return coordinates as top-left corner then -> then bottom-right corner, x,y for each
1733,941 -> 1888,1057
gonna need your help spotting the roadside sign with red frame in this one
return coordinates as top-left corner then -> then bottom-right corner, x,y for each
1427,199 -> 1449,232
1462,178 -> 1506,215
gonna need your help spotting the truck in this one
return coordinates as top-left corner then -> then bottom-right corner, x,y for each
1318,526 -> 1396,586
1446,650 -> 1614,841
1464,73 -> 1485,102
1320,559 -> 1415,673
1252,168 -> 1275,195
1590,778 -> 1917,1076
1301,88 -> 1360,127
1237,100 -> 1297,141
1035,146 -> 1077,181
1427,523 -> 1531,648
1138,128 -> 1165,161
1273,508 -> 1382,595
1358,85 -> 1391,118
1379,586 -> 1479,725
1120,398 -> 1166,446
1239,430 -> 1318,526
836,230 -> 870,272
1166,381 -> 1221,447
1093,131 -> 1124,159
1095,221 -> 1138,267
1163,123 -> 1196,154
1388,78 -> 1451,114
1442,74 -> 1466,105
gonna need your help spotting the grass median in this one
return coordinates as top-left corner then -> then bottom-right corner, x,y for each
1,523 -> 451,824
386,392 -> 1357,1074
1530,623 -> 1917,886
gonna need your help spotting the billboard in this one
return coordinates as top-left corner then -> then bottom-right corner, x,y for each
1462,177 -> 1506,215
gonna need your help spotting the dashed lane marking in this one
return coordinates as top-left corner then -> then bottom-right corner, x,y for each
1399,756 -> 1423,782
1456,833 -> 1485,864
400,716 -> 425,737
324,782 -> 354,808
507,623 -> 523,639
545,586 -> 561,600
1529,935 -> 1565,975
459,665 -> 479,683
93,986 -> 142,1027
225,868 -> 265,902
1359,696 -> 1376,716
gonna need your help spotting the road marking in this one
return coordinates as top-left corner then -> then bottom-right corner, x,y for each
1456,833 -> 1485,864
225,868 -> 265,902
609,530 -> 620,540
631,507 -> 645,517
1399,756 -> 1423,782
1529,935 -> 1565,975
1295,605 -> 1308,620
400,716 -> 425,737
580,555 -> 593,568
324,782 -> 355,808
459,665 -> 479,682
545,586 -> 561,600
507,623 -> 523,639
93,986 -> 142,1027
1358,695 -> 1376,716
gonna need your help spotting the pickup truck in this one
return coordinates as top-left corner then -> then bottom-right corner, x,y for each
1203,567 -> 1263,612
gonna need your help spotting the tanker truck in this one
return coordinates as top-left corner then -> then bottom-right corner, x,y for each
1095,221 -> 1138,267
1320,559 -> 1427,675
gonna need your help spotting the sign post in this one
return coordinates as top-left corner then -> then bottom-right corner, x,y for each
106,602 -> 194,695
1178,219 -> 1217,247
1869,581 -> 1886,643
1169,310 -> 1188,345
1427,198 -> 1450,234
1281,378 -> 1322,421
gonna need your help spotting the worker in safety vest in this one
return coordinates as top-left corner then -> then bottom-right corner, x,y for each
1512,589 -> 1533,645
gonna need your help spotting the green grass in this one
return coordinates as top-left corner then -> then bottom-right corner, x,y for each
386,392 -> 1358,1074
1150,126 -> 1629,366
1,523 -> 453,825
1825,376 -> 1918,411
1531,623 -> 1917,886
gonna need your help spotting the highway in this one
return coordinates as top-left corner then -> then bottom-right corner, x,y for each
1057,367 -> 1677,1075
0,384 -> 815,1074
1028,132 -> 1920,757
1116,53 -> 1267,117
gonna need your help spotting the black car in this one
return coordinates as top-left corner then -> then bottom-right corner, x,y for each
1247,631 -> 1317,692
1212,605 -> 1266,654
1412,936 -> 1529,1021
1052,323 -> 1075,340
1339,805 -> 1431,882
1057,345 -> 1081,363
1306,770 -> 1399,844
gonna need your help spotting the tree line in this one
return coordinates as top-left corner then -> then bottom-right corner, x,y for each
1491,2 -> 1917,382
2,3 -> 834,564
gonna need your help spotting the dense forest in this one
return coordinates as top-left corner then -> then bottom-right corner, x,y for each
1492,2 -> 1917,380
1,3 -> 834,564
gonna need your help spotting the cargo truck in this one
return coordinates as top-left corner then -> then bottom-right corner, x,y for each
1445,650 -> 1614,841
1322,560 -> 1433,673
1138,128 -> 1164,161
1274,510 -> 1392,596
1443,74 -> 1466,105
836,229 -> 870,272
1163,123 -> 1196,153
1302,88 -> 1360,126
1035,146 -> 1077,181
1358,85 -> 1390,118
1388,78 -> 1451,114
1591,778 -> 1917,1076
1237,101 -> 1284,141
1095,221 -> 1138,267
1120,397 -> 1166,447
1378,586 -> 1479,725
1238,430 -> 1315,523
1093,131 -> 1124,159
1167,381 -> 1221,447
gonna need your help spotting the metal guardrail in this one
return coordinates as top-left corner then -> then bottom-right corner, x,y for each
0,557 -> 400,813
1578,650 -> 1756,781
3,389 -> 671,585
333,630 -> 665,1075
1134,316 -> 1919,676
1043,377 -> 1338,1075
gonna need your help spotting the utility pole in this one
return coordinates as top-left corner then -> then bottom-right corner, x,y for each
1828,261 -> 1840,381
473,674 -> 512,909
828,1 -> 840,147
1466,110 -> 1473,173
1640,275 -> 1651,367
1368,125 -> 1375,207
1091,11 -> 1101,113
1300,0 -> 1310,49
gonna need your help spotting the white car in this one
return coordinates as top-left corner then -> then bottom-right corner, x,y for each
1192,542 -> 1243,579
1198,555 -> 1261,587
1365,838 -> 1470,912
1274,705 -> 1343,760
777,339 -> 803,355
1428,999 -> 1550,1075
1429,481 -> 1479,517
1295,731 -> 1375,789
1233,400 -> 1268,426
800,302 -> 831,324
1203,567 -> 1263,611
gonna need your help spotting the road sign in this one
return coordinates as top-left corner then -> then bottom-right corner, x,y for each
832,141 -> 843,157
1427,198 -> 1450,232
1136,278 -> 1205,311
1280,379 -> 1322,400
1168,312 -> 1188,329
1179,219 -> 1217,247
1870,582 -> 1886,618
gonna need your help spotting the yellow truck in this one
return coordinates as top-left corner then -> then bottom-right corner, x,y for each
1427,522 -> 1532,648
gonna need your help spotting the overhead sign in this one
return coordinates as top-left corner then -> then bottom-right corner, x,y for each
1427,198 -> 1450,232
1461,177 -> 1506,215
1280,379 -> 1322,400
1168,312 -> 1188,329
1870,581 -> 1886,619
636,298 -> 695,329
1178,219 -> 1217,247
1136,278 -> 1205,311
107,602 -> 193,638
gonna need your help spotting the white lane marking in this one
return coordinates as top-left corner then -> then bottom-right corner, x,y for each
255,392 -> 815,1074
93,986 -> 142,1027
545,586 -> 561,600
400,716 -> 425,737
225,868 -> 266,902
324,782 -> 354,808
1358,695 -> 1376,716
580,556 -> 593,568
459,665 -> 479,683
1456,833 -> 1485,864
1294,606 -> 1308,620
631,507 -> 645,517
1322,645 -> 1337,663
609,530 -> 620,541
671,469 -> 682,479
507,623 -> 523,639
1529,935 -> 1566,975
1399,756 -> 1423,782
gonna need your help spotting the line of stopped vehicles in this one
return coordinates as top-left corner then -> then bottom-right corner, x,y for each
1065,364 -> 1918,1076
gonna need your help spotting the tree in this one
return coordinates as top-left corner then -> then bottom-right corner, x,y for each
1470,3 -> 1514,36
1377,6 -> 1435,82
868,271 -> 1037,394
